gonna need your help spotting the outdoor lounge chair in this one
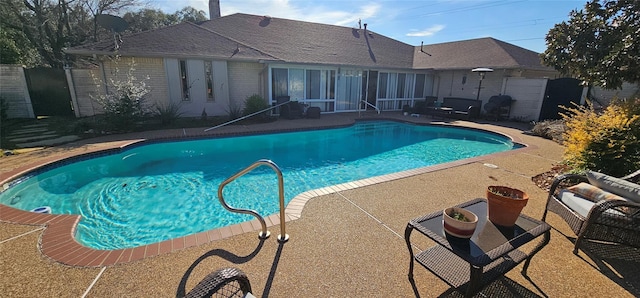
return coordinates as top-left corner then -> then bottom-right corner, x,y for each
185,267 -> 253,298
542,170 -> 640,254
276,96 -> 304,119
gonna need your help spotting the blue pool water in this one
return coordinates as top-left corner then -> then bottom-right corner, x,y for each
0,121 -> 518,249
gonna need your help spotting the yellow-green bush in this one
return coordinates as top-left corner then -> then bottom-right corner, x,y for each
562,99 -> 640,177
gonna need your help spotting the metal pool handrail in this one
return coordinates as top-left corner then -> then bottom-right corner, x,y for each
359,99 -> 380,115
217,159 -> 289,243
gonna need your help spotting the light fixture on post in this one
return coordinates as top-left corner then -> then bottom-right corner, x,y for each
471,67 -> 493,101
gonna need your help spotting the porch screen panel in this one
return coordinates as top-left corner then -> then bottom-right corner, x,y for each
289,69 -> 304,101
306,70 -> 320,99
327,70 -> 335,99
414,74 -> 426,98
397,73 -> 406,98
388,73 -> 397,99
405,74 -> 415,98
272,68 -> 288,99
424,74 -> 434,96
378,73 -> 388,99
336,70 -> 362,111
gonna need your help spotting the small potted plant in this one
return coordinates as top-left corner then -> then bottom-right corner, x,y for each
486,186 -> 529,227
443,207 -> 478,238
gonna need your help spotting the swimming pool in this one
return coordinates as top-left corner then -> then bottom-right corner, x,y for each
0,121 -> 518,249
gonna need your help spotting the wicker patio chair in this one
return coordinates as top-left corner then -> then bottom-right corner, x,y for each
185,267 -> 253,298
542,171 -> 640,254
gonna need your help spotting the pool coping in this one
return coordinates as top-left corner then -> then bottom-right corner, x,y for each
0,119 -> 534,267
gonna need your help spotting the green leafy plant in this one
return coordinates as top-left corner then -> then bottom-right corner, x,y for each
155,102 -> 183,125
449,211 -> 470,222
488,186 -> 525,199
562,99 -> 640,177
226,101 -> 243,120
242,94 -> 269,116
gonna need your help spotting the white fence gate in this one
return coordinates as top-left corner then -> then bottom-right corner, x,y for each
500,77 -> 548,122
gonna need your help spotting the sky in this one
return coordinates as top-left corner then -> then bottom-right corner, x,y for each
149,0 -> 587,53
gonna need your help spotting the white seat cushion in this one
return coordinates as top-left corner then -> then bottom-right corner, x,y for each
559,190 -> 628,218
559,190 -> 594,217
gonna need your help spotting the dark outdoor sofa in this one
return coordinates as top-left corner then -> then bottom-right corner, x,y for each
413,97 -> 482,120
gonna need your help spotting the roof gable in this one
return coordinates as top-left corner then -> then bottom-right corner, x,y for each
413,37 -> 549,70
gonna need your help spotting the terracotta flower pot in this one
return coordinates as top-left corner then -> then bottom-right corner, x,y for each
486,186 -> 529,227
443,207 -> 478,238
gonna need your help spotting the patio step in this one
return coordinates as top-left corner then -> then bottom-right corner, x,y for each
3,118 -> 80,149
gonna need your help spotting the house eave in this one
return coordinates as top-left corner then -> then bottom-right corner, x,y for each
66,50 -> 281,64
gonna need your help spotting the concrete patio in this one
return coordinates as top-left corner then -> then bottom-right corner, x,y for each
1,112 -> 637,297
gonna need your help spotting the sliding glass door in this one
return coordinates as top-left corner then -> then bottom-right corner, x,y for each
336,69 -> 363,111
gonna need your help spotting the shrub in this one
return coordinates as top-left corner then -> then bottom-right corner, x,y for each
154,102 -> 183,125
243,94 -> 269,116
226,101 -> 243,120
530,119 -> 566,143
92,57 -> 152,132
562,99 -> 640,177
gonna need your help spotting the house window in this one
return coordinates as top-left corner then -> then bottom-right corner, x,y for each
397,73 -> 406,98
306,69 -> 335,100
273,67 -> 336,102
306,70 -> 321,99
414,74 -> 426,98
326,70 -> 336,99
379,72 -> 417,99
179,60 -> 189,101
378,73 -> 388,99
272,68 -> 288,99
388,73 -> 397,98
289,68 -> 304,100
205,61 -> 214,101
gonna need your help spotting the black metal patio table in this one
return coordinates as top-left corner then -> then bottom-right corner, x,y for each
405,198 -> 550,297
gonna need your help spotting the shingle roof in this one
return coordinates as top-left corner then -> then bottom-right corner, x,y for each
65,22 -> 278,61
67,15 -> 549,72
413,37 -> 550,70
199,13 -> 416,69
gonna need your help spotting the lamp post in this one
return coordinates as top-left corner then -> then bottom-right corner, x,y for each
471,67 -> 493,101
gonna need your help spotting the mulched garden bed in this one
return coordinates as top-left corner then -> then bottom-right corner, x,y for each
531,164 -> 572,191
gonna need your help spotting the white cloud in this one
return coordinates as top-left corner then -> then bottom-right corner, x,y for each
184,0 -> 382,28
406,25 -> 445,37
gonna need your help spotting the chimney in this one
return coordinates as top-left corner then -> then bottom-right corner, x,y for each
209,0 -> 221,19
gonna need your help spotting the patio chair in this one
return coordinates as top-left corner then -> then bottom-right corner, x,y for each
277,96 -> 304,119
542,170 -> 640,254
185,267 -> 253,298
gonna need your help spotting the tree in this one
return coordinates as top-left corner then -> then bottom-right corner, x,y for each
541,0 -> 640,89
123,9 -> 177,33
0,9 -> 39,66
173,6 -> 207,23
1,0 -> 79,68
123,6 -> 207,33
80,0 -> 143,42
0,0 -> 207,68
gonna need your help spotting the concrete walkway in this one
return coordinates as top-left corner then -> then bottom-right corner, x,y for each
0,113 -> 637,297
